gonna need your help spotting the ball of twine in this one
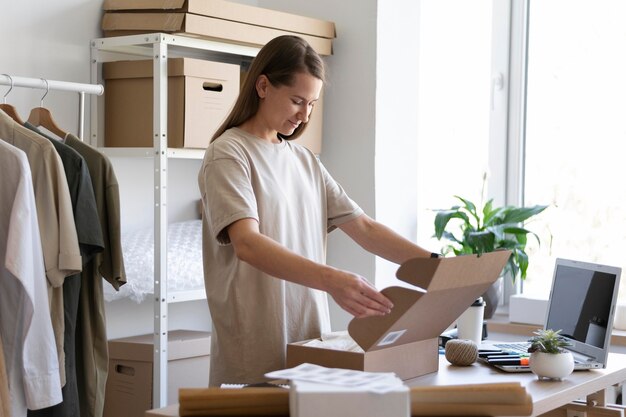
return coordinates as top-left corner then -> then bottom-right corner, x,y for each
445,339 -> 478,366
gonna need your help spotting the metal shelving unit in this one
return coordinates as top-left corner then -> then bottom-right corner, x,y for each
90,33 -> 259,408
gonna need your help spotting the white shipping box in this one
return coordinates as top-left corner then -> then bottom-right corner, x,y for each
289,378 -> 409,417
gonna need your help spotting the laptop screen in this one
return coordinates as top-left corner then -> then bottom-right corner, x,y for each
544,258 -> 621,363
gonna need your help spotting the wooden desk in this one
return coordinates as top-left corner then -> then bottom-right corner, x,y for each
145,353 -> 626,417
406,352 -> 626,417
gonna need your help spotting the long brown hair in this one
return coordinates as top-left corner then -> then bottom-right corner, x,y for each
211,35 -> 326,142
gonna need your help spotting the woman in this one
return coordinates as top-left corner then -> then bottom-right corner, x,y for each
198,35 -> 434,386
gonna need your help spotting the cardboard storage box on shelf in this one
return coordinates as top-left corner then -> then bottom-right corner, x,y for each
287,251 -> 511,381
103,57 -> 239,149
102,0 -> 336,39
104,330 -> 211,417
101,12 -> 333,56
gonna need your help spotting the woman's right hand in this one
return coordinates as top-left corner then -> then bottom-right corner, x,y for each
324,269 -> 394,318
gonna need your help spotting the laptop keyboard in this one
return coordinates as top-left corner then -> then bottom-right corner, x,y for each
493,342 -> 587,365
493,342 -> 531,354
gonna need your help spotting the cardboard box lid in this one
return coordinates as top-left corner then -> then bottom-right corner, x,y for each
108,330 -> 211,362
347,251 -> 511,352
103,57 -> 239,80
102,0 -> 336,39
101,12 -> 333,56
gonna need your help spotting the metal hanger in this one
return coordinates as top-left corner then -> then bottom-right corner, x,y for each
27,78 -> 68,139
0,74 -> 25,124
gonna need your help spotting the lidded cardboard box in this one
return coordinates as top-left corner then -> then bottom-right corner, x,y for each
103,57 -> 239,149
287,251 -> 511,380
103,330 -> 210,417
101,0 -> 335,56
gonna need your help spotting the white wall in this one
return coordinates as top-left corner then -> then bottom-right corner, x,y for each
1,0 -> 421,335
0,1 -> 102,136
375,2 -> 422,289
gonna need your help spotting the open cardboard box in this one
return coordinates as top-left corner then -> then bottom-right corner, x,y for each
287,251 -> 511,380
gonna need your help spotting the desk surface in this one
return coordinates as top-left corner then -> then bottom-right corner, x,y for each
407,352 -> 626,416
146,352 -> 626,417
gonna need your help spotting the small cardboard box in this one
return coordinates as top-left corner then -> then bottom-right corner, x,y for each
103,0 -> 336,39
101,12 -> 333,56
103,57 -> 239,149
290,378 -> 410,417
287,251 -> 511,380
104,330 -> 211,417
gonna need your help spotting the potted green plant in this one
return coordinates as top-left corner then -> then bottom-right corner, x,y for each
527,329 -> 574,380
433,192 -> 547,318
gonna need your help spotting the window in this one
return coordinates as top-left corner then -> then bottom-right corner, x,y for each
521,1 -> 626,298
415,1 -> 509,252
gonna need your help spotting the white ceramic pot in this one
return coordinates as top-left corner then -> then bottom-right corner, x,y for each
529,351 -> 574,380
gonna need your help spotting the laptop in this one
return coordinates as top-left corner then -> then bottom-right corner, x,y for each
480,258 -> 621,372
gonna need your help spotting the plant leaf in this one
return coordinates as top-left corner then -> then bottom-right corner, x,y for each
482,200 -> 504,226
455,196 -> 477,215
501,205 -> 547,224
434,210 -> 470,239
454,196 -> 482,226
466,231 -> 495,255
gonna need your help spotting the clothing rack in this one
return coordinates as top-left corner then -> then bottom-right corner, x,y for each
0,74 -> 104,140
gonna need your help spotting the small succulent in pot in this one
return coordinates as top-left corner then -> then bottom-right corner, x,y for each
527,329 -> 575,380
527,329 -> 571,354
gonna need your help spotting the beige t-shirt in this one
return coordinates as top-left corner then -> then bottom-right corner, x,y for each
198,127 -> 363,386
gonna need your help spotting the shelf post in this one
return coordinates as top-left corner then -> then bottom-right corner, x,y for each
153,35 -> 169,408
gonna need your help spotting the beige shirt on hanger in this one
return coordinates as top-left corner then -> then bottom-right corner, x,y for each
0,109 -> 82,387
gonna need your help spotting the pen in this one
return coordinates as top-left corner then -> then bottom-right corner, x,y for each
483,354 -> 525,360
487,357 -> 530,366
479,351 -> 521,358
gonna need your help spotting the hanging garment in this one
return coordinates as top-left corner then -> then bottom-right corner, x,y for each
64,133 -> 125,417
25,124 -> 105,417
0,140 -> 62,417
0,110 -> 82,390
0,325 -> 11,417
27,108 -> 67,140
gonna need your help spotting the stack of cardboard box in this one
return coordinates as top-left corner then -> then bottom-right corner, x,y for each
101,0 -> 334,152
101,0 -> 336,56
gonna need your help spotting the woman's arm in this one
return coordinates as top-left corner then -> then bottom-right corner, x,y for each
227,218 -> 394,318
338,214 -> 433,264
